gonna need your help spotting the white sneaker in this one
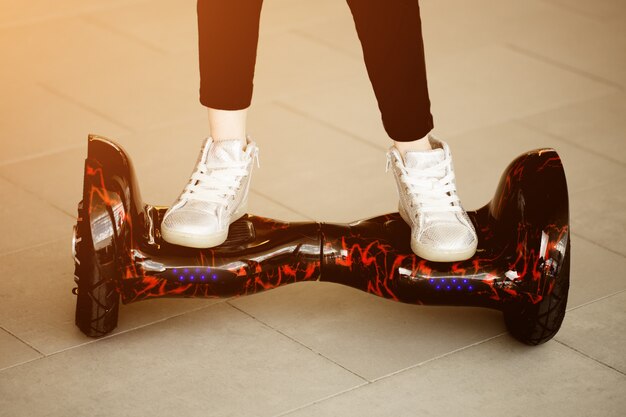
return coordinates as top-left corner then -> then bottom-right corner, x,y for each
386,135 -> 477,262
161,136 -> 260,248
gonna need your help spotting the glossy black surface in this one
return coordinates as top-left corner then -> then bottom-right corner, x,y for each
75,134 -> 570,339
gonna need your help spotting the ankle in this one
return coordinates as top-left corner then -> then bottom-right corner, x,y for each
207,107 -> 248,145
393,133 -> 432,155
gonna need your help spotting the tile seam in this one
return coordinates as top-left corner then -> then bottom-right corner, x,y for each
0,325 -> 45,357
570,232 -> 626,260
505,43 -> 625,92
272,332 -> 508,416
227,301 -> 370,383
565,288 -> 626,313
249,189 -> 315,221
80,15 -> 168,55
0,0 -> 149,30
0,174 -> 76,220
553,339 -> 626,377
0,299 -> 232,370
515,119 -> 626,168
37,83 -> 135,133
273,100 -> 384,152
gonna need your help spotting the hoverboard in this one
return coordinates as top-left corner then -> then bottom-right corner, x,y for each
72,134 -> 570,345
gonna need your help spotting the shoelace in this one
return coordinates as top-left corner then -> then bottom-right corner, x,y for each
386,151 -> 461,214
180,148 -> 260,206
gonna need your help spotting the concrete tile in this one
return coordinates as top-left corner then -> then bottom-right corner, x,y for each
0,145 -> 85,217
0,81 -> 127,165
570,177 -> 626,256
0,328 -> 41,371
606,13 -> 626,36
0,12 -> 203,133
253,30 -> 364,105
507,4 -> 626,88
0,238 -> 217,355
297,0 -> 549,60
521,93 -> 626,165
103,121 -> 307,222
122,120 -> 315,221
31,20 -> 356,136
296,0 -> 626,96
282,43 -> 615,145
230,282 -> 505,381
246,103 -> 398,222
427,1 -> 626,88
0,303 -> 364,417
274,72 -> 389,150
97,112 -> 324,221
419,0 -> 553,57
557,291 -> 626,374
0,15 -> 162,84
0,123 -> 197,217
0,117 -> 309,223
442,121 -> 626,210
0,177 -> 74,254
84,0 -> 345,53
30,23 -> 363,125
290,7 -> 365,60
40,47 -> 204,133
83,0 -> 198,53
259,0 -> 347,36
0,0 -> 144,28
544,0 -> 626,22
283,336 -> 626,417
427,44 -> 617,136
567,237 -> 626,308
247,191 -> 312,222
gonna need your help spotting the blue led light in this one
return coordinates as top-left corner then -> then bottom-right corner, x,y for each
446,285 -> 451,290
452,279 -> 457,284
429,279 -> 435,283
463,279 -> 468,284
207,267 -> 211,271
173,269 -> 178,273
436,285 -> 441,290
201,275 -> 205,280
440,279 -> 445,283
184,268 -> 189,273
179,276 -> 184,281
190,275 -> 195,280
468,286 -> 474,291
212,274 -> 217,280
457,286 -> 462,290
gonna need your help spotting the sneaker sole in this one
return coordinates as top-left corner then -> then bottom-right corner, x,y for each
161,204 -> 248,249
398,204 -> 477,262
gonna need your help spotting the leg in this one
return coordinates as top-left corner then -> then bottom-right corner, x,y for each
161,0 -> 263,248
198,0 -> 263,141
346,0 -> 433,146
348,0 -> 477,261
197,0 -> 263,111
208,108 -> 248,142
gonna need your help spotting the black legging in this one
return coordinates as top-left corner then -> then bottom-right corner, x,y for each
197,0 -> 433,142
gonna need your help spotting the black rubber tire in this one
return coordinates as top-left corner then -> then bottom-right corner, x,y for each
74,200 -> 120,337
503,241 -> 570,345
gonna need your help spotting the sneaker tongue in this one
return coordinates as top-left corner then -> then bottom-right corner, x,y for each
183,138 -> 246,214
403,148 -> 445,169
206,138 -> 246,163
